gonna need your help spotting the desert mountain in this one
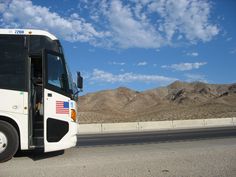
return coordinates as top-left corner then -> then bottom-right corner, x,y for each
78,81 -> 236,123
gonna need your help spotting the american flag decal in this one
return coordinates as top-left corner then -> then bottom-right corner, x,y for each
56,101 -> 69,114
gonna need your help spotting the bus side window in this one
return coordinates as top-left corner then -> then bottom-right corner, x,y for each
0,35 -> 27,91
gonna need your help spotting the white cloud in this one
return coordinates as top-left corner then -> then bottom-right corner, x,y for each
148,0 -> 219,43
89,69 -> 177,84
230,48 -> 236,54
109,61 -> 126,66
0,0 -> 107,43
101,0 -> 219,48
137,61 -> 147,66
0,0 -> 219,49
162,62 -> 207,71
0,2 -> 7,13
88,48 -> 95,53
226,37 -> 232,42
185,73 -> 208,83
186,52 -> 199,57
105,0 -> 164,48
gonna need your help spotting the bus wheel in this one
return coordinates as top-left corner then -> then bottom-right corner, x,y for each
0,120 -> 19,163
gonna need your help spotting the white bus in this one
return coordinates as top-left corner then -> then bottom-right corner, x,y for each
0,29 -> 83,162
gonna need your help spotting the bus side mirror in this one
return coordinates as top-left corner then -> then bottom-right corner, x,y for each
77,72 -> 83,89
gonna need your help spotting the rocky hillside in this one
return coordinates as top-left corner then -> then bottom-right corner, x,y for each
78,81 -> 236,123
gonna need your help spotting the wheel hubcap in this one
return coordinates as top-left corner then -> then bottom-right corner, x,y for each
0,131 -> 8,153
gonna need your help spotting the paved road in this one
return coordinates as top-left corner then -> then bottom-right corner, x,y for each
78,127 -> 236,146
1,128 -> 236,177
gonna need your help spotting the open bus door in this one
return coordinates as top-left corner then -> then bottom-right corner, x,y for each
43,50 -> 71,152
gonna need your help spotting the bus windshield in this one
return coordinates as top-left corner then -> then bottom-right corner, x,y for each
47,54 -> 68,90
65,62 -> 74,93
58,43 -> 78,98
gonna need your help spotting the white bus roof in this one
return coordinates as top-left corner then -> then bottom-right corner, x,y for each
0,29 -> 58,40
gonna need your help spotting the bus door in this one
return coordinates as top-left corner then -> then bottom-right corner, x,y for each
43,50 -> 70,152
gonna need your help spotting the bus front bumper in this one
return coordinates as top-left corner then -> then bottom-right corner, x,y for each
67,121 -> 78,148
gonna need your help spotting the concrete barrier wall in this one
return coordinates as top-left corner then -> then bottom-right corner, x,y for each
78,117 -> 236,134
172,119 -> 205,129
204,118 -> 233,127
78,123 -> 102,134
233,118 -> 236,126
102,122 -> 138,133
139,121 -> 173,131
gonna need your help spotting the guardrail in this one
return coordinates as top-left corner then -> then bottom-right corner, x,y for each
78,117 -> 236,134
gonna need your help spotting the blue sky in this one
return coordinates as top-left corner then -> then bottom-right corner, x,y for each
0,0 -> 236,94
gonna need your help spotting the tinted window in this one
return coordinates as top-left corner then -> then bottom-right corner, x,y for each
0,35 -> 27,91
47,53 -> 67,91
30,36 -> 59,54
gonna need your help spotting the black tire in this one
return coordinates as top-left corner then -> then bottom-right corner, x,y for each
0,120 -> 19,163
